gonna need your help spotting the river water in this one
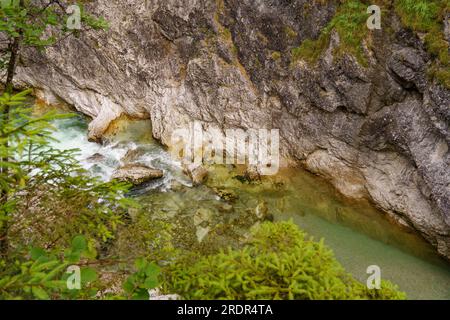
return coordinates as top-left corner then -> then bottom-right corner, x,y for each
51,115 -> 450,300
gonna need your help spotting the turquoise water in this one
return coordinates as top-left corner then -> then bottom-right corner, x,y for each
281,212 -> 450,300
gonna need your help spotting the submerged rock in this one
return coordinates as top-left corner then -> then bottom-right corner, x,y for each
112,164 -> 163,185
213,188 -> 238,202
218,203 -> 233,213
196,226 -> 210,243
255,201 -> 274,222
194,208 -> 215,243
193,208 -> 214,227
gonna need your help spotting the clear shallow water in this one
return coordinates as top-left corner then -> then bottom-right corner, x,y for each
50,115 -> 450,300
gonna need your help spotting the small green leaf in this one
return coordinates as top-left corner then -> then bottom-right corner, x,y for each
30,247 -> 46,260
122,278 -> 134,294
143,278 -> 158,290
71,235 -> 87,252
144,263 -> 160,278
132,288 -> 149,300
80,267 -> 98,284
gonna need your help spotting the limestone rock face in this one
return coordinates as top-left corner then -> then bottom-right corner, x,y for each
112,164 -> 163,185
13,1 -> 450,259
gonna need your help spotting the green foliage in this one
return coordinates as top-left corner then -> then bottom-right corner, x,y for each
0,235 -> 93,299
0,235 -> 160,300
270,51 -> 282,61
284,26 -> 298,39
165,221 -> 406,300
0,2 -> 163,301
0,91 -> 136,251
122,258 -> 161,300
394,0 -> 442,31
292,0 -> 370,66
0,0 -> 108,48
0,90 -> 163,300
292,36 -> 330,65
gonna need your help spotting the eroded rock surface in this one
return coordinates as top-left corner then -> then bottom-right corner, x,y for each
112,164 -> 163,185
14,0 -> 450,258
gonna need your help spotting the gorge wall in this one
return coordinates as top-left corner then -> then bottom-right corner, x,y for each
14,0 -> 450,259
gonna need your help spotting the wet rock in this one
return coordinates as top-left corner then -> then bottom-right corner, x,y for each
193,208 -> 214,227
149,288 -> 179,301
194,208 -> 214,243
196,226 -> 210,243
121,147 -> 145,164
183,163 -> 208,186
86,153 -> 105,163
169,180 -> 184,192
218,203 -> 233,213
112,164 -> 163,185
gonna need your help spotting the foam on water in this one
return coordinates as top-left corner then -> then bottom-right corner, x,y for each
50,116 -> 190,190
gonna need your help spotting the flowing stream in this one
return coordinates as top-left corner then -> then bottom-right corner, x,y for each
51,115 -> 450,300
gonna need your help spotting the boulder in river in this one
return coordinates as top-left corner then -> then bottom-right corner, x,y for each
121,147 -> 145,164
112,164 -> 163,185
86,153 -> 106,163
183,163 -> 208,186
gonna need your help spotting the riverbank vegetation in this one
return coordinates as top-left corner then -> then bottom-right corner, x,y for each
165,221 -> 405,300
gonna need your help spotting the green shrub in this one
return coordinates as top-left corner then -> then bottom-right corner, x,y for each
0,235 -> 161,300
0,235 -> 98,300
0,91 -> 136,252
292,0 -> 369,66
165,221 -> 406,300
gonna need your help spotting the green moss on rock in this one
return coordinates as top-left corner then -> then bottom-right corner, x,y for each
292,0 -> 369,66
292,0 -> 449,87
